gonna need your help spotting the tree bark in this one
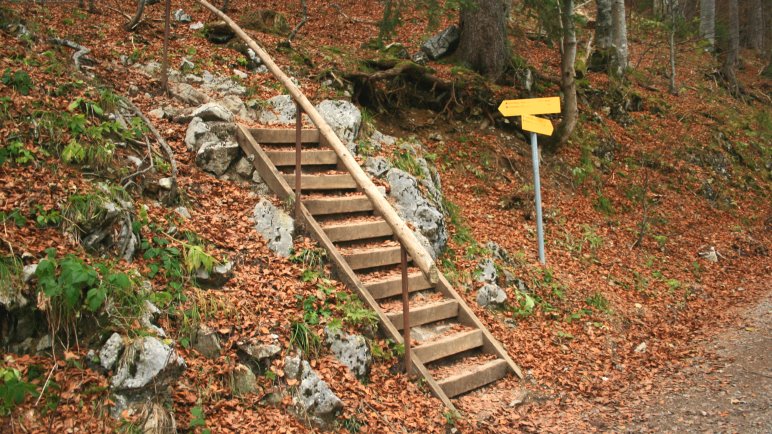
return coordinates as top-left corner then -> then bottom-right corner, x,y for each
668,0 -> 678,94
546,0 -> 578,152
748,0 -> 764,52
456,0 -> 511,81
699,0 -> 715,48
125,0 -> 146,31
611,0 -> 628,74
595,0 -> 613,51
721,0 -> 740,94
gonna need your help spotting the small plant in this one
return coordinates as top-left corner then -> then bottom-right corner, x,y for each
594,192 -> 615,215
0,209 -> 27,228
0,364 -> 38,416
586,292 -> 610,313
511,290 -> 536,318
1,69 -> 33,95
0,140 -> 35,165
31,205 -> 62,227
289,320 -> 322,356
442,409 -> 462,427
290,247 -> 327,274
338,294 -> 378,330
188,405 -> 211,434
391,147 -> 424,179
343,415 -> 364,433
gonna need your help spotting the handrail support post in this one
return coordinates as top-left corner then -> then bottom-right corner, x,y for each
401,244 -> 411,375
294,102 -> 303,217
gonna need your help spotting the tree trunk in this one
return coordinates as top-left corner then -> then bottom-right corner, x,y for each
748,0 -> 764,52
456,0 -> 510,81
611,0 -> 628,74
668,0 -> 678,94
699,0 -> 715,48
721,0 -> 740,95
595,0 -> 613,51
546,0 -> 578,152
125,0 -> 146,31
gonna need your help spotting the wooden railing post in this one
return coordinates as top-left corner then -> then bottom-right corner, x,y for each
294,102 -> 303,216
401,244 -> 411,374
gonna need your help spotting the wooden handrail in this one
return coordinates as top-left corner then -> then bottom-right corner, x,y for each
195,0 -> 439,284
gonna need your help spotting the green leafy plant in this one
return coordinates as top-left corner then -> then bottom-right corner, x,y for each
0,140 -> 35,165
289,320 -> 322,356
391,147 -> 424,179
31,205 -> 62,227
586,292 -> 611,313
0,209 -> 27,228
1,69 -> 33,95
0,365 -> 38,416
442,409 -> 462,427
188,405 -> 211,433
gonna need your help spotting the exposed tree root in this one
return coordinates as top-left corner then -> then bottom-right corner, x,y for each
48,38 -> 92,73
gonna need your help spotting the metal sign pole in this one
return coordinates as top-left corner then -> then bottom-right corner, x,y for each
530,132 -> 546,264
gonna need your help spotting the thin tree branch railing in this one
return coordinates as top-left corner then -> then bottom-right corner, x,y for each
193,0 -> 439,285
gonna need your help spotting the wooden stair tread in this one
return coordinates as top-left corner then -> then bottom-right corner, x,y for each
265,149 -> 338,166
249,128 -> 320,144
364,271 -> 433,300
322,220 -> 392,243
386,299 -> 458,330
342,245 -> 402,270
436,358 -> 509,398
282,173 -> 358,190
303,196 -> 373,215
414,329 -> 484,364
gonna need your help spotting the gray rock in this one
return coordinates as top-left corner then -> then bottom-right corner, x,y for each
179,57 -> 195,72
185,117 -> 209,150
139,300 -> 166,338
253,199 -> 294,257
477,283 -> 507,307
386,168 -> 447,256
192,103 -> 234,122
22,264 -> 37,283
196,140 -> 240,175
158,177 -> 174,190
233,69 -> 248,80
411,51 -> 428,65
421,25 -> 460,60
171,83 -> 209,105
219,94 -> 251,119
316,100 -> 361,150
192,325 -> 221,358
136,61 -> 161,76
258,95 -> 298,125
285,357 -> 342,424
485,241 -> 510,262
195,261 -> 234,289
233,156 -> 254,179
173,9 -> 191,23
368,130 -> 397,152
364,156 -> 391,178
325,327 -> 371,379
175,206 -> 191,220
99,333 -> 124,371
232,364 -> 257,395
148,108 -> 165,119
111,337 -> 186,392
476,258 -> 497,284
199,73 -> 246,96
241,342 -> 281,362
190,21 -> 204,31
206,20 -> 235,44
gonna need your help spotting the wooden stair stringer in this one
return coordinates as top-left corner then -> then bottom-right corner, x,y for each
235,125 -> 456,411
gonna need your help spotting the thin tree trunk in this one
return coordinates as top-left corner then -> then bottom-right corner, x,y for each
125,0 -> 146,31
699,0 -> 715,48
160,0 -> 171,92
668,0 -> 678,94
547,0 -> 578,152
722,0 -> 740,95
612,0 -> 628,74
595,0 -> 613,51
748,0 -> 764,52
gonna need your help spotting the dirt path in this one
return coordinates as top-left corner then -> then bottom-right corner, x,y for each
631,292 -> 771,433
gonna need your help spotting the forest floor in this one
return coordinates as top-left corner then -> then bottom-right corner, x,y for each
1,0 -> 770,432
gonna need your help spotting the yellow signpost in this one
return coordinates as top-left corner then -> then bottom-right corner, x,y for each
521,114 -> 554,136
498,97 -> 562,264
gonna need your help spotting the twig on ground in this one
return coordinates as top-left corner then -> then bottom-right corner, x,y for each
287,0 -> 308,44
328,3 -> 378,26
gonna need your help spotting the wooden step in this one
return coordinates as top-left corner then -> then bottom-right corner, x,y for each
303,196 -> 373,215
250,128 -> 319,144
343,246 -> 402,270
414,330 -> 483,364
283,174 -> 358,190
386,299 -> 458,330
265,149 -> 338,166
365,272 -> 433,300
323,220 -> 392,243
437,358 -> 509,398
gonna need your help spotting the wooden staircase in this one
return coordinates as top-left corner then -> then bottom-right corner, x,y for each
236,126 -> 523,410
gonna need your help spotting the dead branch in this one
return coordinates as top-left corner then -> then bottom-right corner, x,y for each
287,0 -> 308,44
328,3 -> 378,26
126,0 -> 146,31
120,97 -> 178,188
48,38 -> 92,73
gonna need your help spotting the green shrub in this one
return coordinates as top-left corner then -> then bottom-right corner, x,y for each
1,69 -> 33,95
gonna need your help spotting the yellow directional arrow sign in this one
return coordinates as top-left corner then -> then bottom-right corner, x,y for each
521,114 -> 554,136
498,97 -> 561,117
